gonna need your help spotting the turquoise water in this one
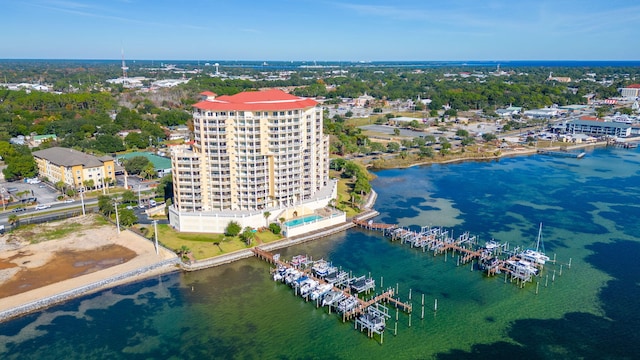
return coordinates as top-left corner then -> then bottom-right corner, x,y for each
284,214 -> 322,227
1,146 -> 639,359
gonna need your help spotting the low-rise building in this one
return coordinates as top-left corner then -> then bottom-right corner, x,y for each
32,147 -> 115,190
619,84 -> 640,98
561,119 -> 632,138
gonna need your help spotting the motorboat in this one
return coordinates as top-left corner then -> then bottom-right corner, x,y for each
321,290 -> 345,307
309,283 -> 333,301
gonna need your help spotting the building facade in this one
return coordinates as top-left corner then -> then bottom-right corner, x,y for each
619,84 -> 640,98
32,147 -> 115,189
561,119 -> 631,138
169,89 -> 336,233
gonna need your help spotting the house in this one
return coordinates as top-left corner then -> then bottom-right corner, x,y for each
31,134 -> 57,147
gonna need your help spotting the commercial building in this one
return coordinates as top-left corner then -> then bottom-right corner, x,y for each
619,84 -> 640,98
169,89 -> 341,234
559,119 -> 632,138
32,147 -> 115,189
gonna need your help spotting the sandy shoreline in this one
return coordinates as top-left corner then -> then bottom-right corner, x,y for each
0,216 -> 178,322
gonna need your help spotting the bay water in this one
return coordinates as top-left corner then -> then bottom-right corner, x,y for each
1,146 -> 639,359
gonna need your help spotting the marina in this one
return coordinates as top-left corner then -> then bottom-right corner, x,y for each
354,220 -> 570,289
253,248 -> 413,343
2,146 -> 638,358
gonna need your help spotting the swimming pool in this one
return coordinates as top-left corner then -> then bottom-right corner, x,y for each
284,215 -> 322,228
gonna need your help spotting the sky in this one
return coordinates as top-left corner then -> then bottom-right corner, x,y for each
3,0 -> 640,61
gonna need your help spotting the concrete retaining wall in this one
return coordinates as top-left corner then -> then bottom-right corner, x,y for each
0,258 -> 180,323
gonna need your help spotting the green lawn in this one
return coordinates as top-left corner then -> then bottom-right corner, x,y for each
148,224 -> 283,260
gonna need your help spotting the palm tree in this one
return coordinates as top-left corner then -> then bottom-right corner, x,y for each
8,214 -> 18,228
263,211 -> 271,227
176,245 -> 191,261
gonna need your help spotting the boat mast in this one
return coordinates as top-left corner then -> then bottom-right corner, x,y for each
536,222 -> 543,252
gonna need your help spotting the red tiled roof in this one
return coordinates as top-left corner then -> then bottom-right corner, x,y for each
626,84 -> 640,89
580,116 -> 600,121
193,89 -> 317,111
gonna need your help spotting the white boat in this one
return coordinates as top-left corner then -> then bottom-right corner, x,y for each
311,259 -> 333,277
519,223 -> 550,265
322,291 -> 345,307
310,283 -> 333,301
337,295 -> 359,313
299,279 -> 319,297
506,259 -> 538,276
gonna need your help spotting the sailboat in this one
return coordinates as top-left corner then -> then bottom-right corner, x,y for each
520,223 -> 551,265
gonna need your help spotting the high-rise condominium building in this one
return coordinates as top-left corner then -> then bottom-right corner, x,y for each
169,89 -> 334,233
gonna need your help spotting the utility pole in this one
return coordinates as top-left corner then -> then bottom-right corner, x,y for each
80,189 -> 86,216
114,200 -> 120,234
153,220 -> 159,255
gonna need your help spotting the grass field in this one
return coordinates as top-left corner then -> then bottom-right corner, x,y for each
146,224 -> 284,260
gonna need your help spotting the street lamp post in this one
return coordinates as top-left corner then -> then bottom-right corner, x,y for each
114,200 -> 120,234
80,190 -> 86,216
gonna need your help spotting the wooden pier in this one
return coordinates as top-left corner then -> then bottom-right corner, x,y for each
354,220 -> 566,289
252,247 -> 413,342
353,219 -> 397,231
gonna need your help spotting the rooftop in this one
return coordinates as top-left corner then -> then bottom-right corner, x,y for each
33,147 -> 112,168
193,89 -> 317,112
117,152 -> 172,170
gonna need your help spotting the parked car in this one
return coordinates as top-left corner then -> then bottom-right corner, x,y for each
11,207 -> 27,213
34,204 -> 51,210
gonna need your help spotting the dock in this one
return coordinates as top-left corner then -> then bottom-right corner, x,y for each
354,221 -> 568,289
252,248 -> 413,343
353,219 -> 397,231
537,149 -> 586,158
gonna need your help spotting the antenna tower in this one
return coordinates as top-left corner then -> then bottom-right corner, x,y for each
121,48 -> 129,79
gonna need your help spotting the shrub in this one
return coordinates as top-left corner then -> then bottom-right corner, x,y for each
269,222 -> 281,235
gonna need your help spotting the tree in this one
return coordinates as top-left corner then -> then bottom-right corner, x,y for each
240,226 -> 256,245
350,191 -> 361,208
456,129 -> 469,137
393,128 -> 401,136
225,221 -> 241,237
123,156 -> 151,175
419,146 -> 435,158
386,142 -> 400,153
482,133 -> 498,142
83,179 -> 95,190
121,190 -> 137,204
353,177 -> 371,195
175,245 -> 191,261
141,162 -> 156,180
93,134 -> 125,153
118,208 -> 138,226
98,195 -> 114,217
263,211 -> 271,227
156,174 -> 173,200
8,214 -> 18,227
269,222 -> 281,235
124,132 -> 148,149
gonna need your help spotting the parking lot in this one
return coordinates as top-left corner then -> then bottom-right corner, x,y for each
1,180 -> 60,207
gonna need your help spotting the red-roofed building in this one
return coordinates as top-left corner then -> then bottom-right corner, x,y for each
169,89 -> 338,234
620,84 -> 640,98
